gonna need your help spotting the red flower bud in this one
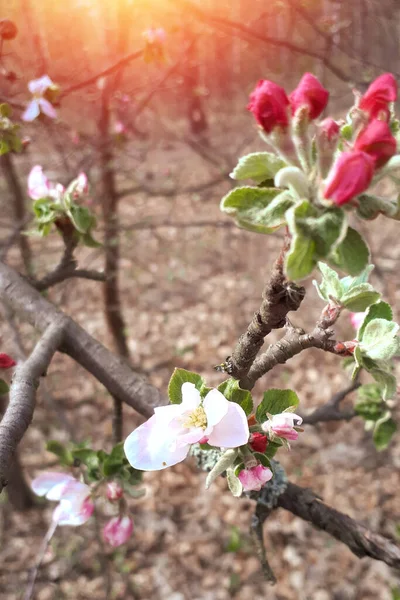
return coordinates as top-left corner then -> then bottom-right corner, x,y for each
0,353 -> 16,369
106,481 -> 124,501
319,117 -> 340,141
354,119 -> 397,168
289,73 -> 329,120
324,151 -> 375,206
249,432 -> 268,453
359,73 -> 397,120
247,79 -> 290,134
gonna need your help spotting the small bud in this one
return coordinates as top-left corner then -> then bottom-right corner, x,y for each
354,119 -> 397,169
316,118 -> 341,178
0,19 -> 18,41
359,73 -> 397,121
324,151 -> 375,206
249,432 -> 268,453
247,79 -> 290,134
103,516 -> 133,548
106,481 -> 124,502
0,353 -> 16,369
334,340 -> 358,355
238,465 -> 273,492
289,72 -> 329,120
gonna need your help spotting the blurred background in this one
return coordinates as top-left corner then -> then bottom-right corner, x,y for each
1,0 -> 400,598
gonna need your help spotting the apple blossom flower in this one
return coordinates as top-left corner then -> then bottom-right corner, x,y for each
319,117 -> 340,141
359,73 -> 397,121
142,27 -> 166,45
249,432 -> 268,453
0,353 -> 16,369
354,119 -> 397,168
261,412 -> 303,441
247,79 -> 290,134
323,150 -> 375,206
114,120 -> 126,135
22,75 -> 58,122
350,312 -> 366,330
289,73 -> 329,120
124,383 -> 249,471
28,165 -> 54,200
238,464 -> 273,492
31,472 -> 94,526
106,481 -> 124,502
103,516 -> 133,547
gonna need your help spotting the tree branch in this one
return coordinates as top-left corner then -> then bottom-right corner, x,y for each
302,380 -> 360,425
276,482 -> 400,569
0,261 -> 166,419
0,319 -> 66,492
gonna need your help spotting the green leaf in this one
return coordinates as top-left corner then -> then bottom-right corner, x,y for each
356,193 -> 397,220
253,452 -> 271,468
226,467 -> 243,497
0,379 -> 9,394
0,139 -> 10,155
230,152 -> 286,184
81,231 -> 102,248
285,232 -> 316,280
256,389 -> 299,423
330,227 -> 370,276
264,440 -> 283,459
355,384 -> 385,421
358,301 -> 393,340
67,204 -> 94,233
359,319 -> 400,361
220,186 -> 293,234
314,262 -> 343,301
373,413 -> 397,451
341,265 -> 374,293
340,284 -> 381,312
205,449 -> 238,489
168,368 -> 205,404
370,368 -> 397,401
72,448 -> 100,469
46,440 -> 73,465
217,379 -> 253,416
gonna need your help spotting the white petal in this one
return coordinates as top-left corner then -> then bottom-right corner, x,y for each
207,401 -> 249,448
175,427 -> 204,447
28,75 -> 53,95
39,98 -> 57,119
28,165 -> 51,200
22,100 -> 40,122
124,415 -> 189,471
153,403 -> 182,425
180,382 -> 201,411
31,472 -> 75,498
203,389 -> 228,428
53,498 -> 93,526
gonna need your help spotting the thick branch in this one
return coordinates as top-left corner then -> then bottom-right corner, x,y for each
228,243 -> 305,383
276,482 -> 400,568
0,320 -> 66,492
0,261 -> 165,418
35,267 -> 106,291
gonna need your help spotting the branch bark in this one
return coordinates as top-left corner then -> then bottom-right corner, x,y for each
0,319 -> 66,492
302,381 -> 360,425
276,482 -> 400,568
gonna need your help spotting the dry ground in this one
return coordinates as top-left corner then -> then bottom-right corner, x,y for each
1,128 -> 400,600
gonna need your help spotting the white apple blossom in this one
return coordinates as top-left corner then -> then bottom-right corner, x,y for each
22,75 -> 58,122
261,412 -> 303,441
124,382 -> 249,471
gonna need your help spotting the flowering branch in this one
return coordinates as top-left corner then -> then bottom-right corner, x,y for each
0,319 -> 66,492
276,482 -> 400,568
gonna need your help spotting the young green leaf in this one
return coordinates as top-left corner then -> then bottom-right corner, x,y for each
357,301 -> 393,340
205,449 -> 238,489
373,413 -> 397,451
359,319 -> 400,361
330,227 -> 370,276
256,389 -> 299,423
226,467 -> 243,497
168,368 -> 205,404
230,152 -> 286,184
314,262 -> 343,301
218,379 -> 253,416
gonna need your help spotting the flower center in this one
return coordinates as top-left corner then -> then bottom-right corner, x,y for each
184,405 -> 207,429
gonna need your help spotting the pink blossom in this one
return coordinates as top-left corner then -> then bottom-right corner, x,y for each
103,516 -> 133,547
323,151 -> 375,206
354,119 -> 397,168
262,412 -> 303,441
22,75 -> 58,122
247,79 -> 290,134
31,472 -> 94,526
319,117 -> 340,141
359,73 -> 397,121
124,383 -> 249,471
0,353 -> 16,369
114,120 -> 126,135
238,465 -> 273,492
27,166 -> 88,203
106,481 -> 124,501
289,73 -> 329,120
350,312 -> 366,330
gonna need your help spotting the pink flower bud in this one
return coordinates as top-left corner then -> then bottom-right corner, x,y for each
359,73 -> 397,120
103,516 -> 133,548
350,312 -> 366,330
319,117 -> 340,141
249,432 -> 268,453
354,119 -> 397,168
262,413 -> 303,441
106,481 -> 124,502
0,353 -> 16,369
324,151 -> 375,206
238,464 -> 273,492
247,80 -> 290,134
289,73 -> 329,120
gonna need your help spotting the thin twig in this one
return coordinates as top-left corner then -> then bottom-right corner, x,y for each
23,519 -> 58,600
302,380 -> 361,425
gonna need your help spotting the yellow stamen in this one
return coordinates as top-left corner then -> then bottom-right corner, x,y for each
184,406 -> 207,429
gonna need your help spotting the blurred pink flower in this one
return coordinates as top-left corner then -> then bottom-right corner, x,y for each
124,383 -> 249,471
22,75 -> 58,122
262,412 -> 303,441
0,353 -> 16,369
350,312 -> 366,330
103,516 -> 133,547
106,481 -> 124,502
31,472 -> 94,526
238,465 -> 273,492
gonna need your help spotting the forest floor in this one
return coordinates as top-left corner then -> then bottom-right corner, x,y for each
1,130 -> 400,600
